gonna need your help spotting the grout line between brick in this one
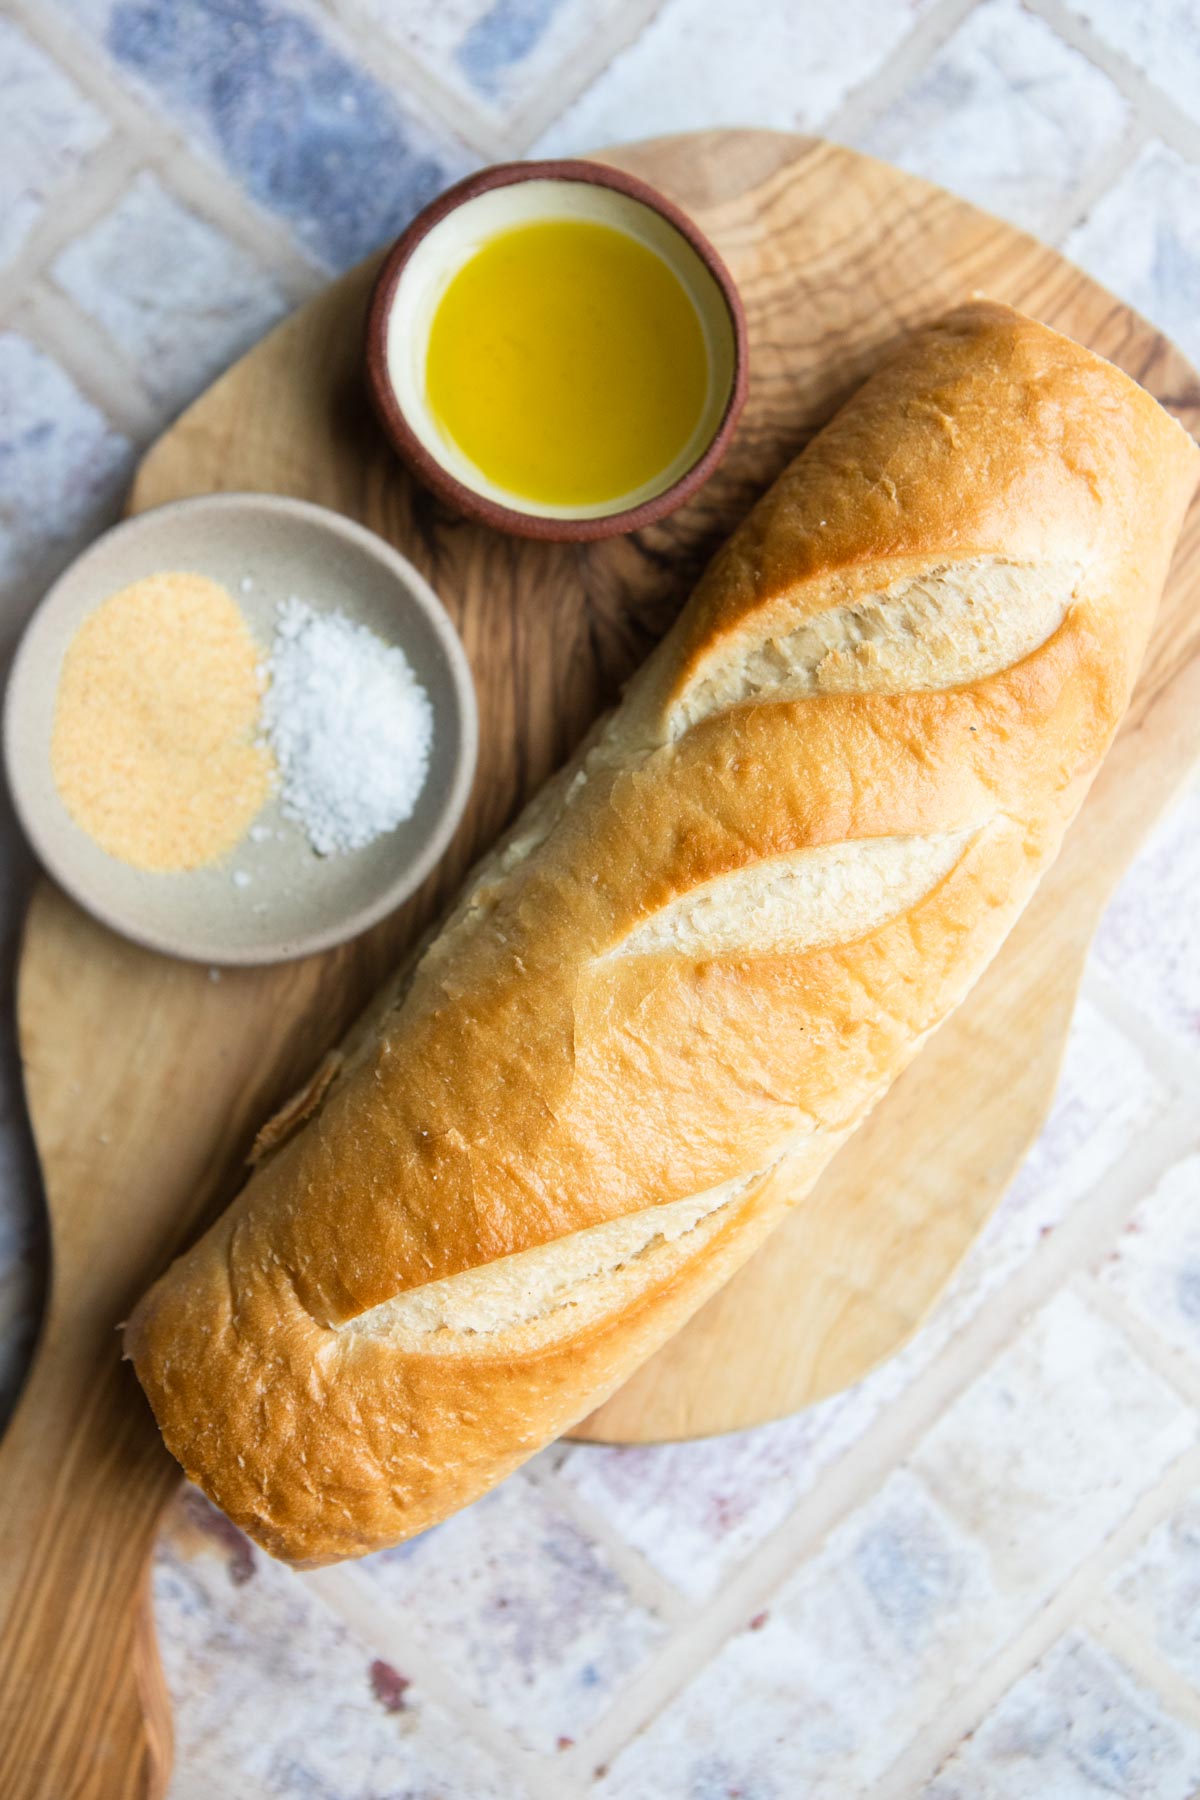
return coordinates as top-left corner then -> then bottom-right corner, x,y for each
1039,116 -> 1150,245
567,1089 -> 1200,1775
1081,965 -> 1200,1098
874,1443 -> 1200,1797
0,505 -> 131,626
525,1461 -> 695,1628
1090,1601 -> 1200,1735
322,0 -> 508,160
12,279 -> 164,444
327,0 -> 666,163
276,0 -> 485,172
18,0 -> 330,293
499,0 -> 667,156
301,1563 -> 575,1800
0,136 -> 141,318
821,0 -> 981,145
1076,1272 -> 1200,1415
1025,0 -> 1200,165
148,141 -> 328,305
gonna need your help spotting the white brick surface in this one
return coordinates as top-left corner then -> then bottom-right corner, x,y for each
1108,1496 -> 1200,1690
0,18 -> 108,270
910,1291 -> 1195,1597
558,1386 -> 883,1602
924,1629 -> 1200,1800
863,0 -> 1130,235
52,172 -> 287,415
598,1468 -> 1010,1798
1098,1156 -> 1200,1369
1091,784 -> 1200,1057
0,330 -> 132,605
354,1473 -> 665,1752
1066,142 -> 1200,368
358,0 -> 618,131
1065,0 -> 1200,128
535,0 -> 931,153
597,1291 -> 1196,1795
154,1489 -> 529,1800
60,0 -> 470,273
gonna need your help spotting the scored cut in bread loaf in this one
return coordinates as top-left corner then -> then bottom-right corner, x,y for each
126,301 -> 1200,1565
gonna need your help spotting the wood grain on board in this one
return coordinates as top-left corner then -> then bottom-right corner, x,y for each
1,131 -> 1197,1799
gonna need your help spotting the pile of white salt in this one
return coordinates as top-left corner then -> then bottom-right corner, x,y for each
260,598 -> 433,855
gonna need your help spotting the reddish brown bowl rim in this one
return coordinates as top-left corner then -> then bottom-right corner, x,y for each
364,158 -> 749,543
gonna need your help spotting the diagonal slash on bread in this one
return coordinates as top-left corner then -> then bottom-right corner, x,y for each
126,301 -> 1200,1565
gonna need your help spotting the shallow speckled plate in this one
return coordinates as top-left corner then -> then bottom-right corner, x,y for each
4,493 -> 477,964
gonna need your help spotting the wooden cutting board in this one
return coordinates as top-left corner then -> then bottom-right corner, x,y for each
1,130 -> 1198,1800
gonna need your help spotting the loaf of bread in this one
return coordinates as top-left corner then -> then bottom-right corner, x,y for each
127,301 -> 1199,1565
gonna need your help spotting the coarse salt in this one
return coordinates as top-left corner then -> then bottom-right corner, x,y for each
260,598 -> 433,855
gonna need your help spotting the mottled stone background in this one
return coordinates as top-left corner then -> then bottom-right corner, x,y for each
2,1 -> 1200,1795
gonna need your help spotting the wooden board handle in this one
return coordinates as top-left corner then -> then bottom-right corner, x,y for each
2,880 -> 354,1800
0,1328 -> 175,1798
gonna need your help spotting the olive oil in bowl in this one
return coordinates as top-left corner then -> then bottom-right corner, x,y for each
369,162 -> 746,537
425,219 -> 710,511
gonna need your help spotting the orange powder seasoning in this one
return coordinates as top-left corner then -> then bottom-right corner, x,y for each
50,571 -> 274,873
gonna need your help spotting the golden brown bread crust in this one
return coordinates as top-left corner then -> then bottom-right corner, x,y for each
126,302 -> 1199,1564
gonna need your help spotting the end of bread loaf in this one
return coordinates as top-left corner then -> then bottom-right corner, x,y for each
126,300 -> 1199,1564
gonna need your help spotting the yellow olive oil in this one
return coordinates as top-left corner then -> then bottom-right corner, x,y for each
425,218 -> 710,508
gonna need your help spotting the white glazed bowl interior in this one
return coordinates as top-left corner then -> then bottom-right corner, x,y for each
4,494 -> 477,965
385,178 -> 739,521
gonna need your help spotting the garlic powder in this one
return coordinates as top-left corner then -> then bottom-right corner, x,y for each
50,571 -> 272,872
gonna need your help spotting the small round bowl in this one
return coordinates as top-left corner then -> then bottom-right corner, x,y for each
4,493 -> 478,965
365,159 -> 748,541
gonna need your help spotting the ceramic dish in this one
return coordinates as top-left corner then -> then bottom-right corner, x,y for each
365,159 -> 748,541
4,493 -> 477,965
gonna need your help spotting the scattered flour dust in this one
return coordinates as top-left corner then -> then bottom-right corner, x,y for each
261,598 -> 433,855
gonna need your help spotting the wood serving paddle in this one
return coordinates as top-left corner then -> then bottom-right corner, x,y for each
1,130 -> 1198,1797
